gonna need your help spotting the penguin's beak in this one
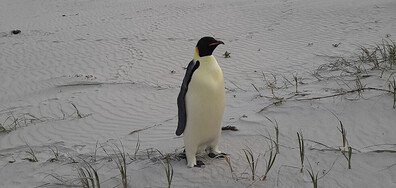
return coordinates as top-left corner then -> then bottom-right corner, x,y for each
209,40 -> 224,46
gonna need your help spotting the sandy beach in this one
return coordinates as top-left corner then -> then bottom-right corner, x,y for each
1,0 -> 396,187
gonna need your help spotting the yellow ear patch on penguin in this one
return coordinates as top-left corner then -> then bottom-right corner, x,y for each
195,47 -> 199,57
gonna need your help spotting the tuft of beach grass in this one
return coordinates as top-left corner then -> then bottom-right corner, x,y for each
102,142 -> 128,188
77,162 -> 101,188
306,160 -> 319,188
297,131 -> 304,173
161,154 -> 174,188
48,146 -> 59,162
262,142 -> 277,181
24,143 -> 38,162
242,148 -> 260,181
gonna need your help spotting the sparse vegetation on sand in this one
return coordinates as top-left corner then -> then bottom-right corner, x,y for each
2,36 -> 396,187
243,147 -> 260,181
223,51 -> 231,58
0,102 -> 89,133
161,154 -> 174,188
306,159 -> 319,188
23,143 -> 38,162
262,142 -> 277,181
102,142 -> 128,188
77,162 -> 101,188
256,39 -> 396,111
297,131 -> 304,173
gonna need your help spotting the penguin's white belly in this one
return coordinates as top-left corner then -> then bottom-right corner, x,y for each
184,59 -> 225,152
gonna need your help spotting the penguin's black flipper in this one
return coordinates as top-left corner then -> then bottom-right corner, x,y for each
176,60 -> 200,136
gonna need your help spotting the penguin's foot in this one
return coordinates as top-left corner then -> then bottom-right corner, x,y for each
208,152 -> 228,158
194,160 -> 205,168
178,151 -> 186,159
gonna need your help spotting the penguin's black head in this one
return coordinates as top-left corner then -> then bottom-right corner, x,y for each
195,36 -> 224,57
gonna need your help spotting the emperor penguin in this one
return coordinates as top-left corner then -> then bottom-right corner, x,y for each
176,37 -> 225,168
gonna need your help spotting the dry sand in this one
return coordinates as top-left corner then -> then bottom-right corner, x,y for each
1,0 -> 396,187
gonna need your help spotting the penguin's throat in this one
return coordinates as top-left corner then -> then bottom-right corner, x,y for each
194,55 -> 216,65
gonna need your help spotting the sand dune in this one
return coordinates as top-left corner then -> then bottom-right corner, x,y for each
1,0 -> 396,187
